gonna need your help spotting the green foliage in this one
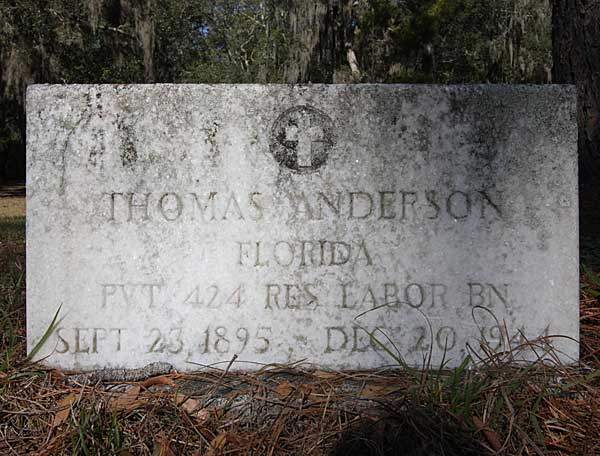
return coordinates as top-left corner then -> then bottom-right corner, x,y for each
582,263 -> 600,297
0,216 -> 25,373
72,407 -> 124,455
26,304 -> 61,362
353,0 -> 552,83
181,0 -> 288,83
0,0 -> 552,90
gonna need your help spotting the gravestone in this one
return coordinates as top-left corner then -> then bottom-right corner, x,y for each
27,84 -> 579,371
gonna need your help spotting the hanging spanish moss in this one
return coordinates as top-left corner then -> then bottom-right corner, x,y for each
284,0 -> 328,83
132,0 -> 156,82
1,46 -> 32,102
88,0 -> 103,32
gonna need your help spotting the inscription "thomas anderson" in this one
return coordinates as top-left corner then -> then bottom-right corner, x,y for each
102,190 -> 501,223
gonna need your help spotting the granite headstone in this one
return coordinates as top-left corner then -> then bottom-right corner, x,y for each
27,84 -> 579,370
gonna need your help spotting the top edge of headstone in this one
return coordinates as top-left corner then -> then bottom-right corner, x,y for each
26,83 -> 577,92
26,84 -> 578,113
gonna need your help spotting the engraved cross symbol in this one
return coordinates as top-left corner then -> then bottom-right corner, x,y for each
285,114 -> 325,168
270,105 -> 334,173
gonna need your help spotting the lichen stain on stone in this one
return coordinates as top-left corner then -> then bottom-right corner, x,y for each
84,91 -> 92,109
451,93 -> 512,163
120,135 -> 137,167
536,229 -> 552,252
58,108 -> 93,195
94,92 -> 103,116
87,129 -> 105,167
116,114 -> 138,167
522,205 -> 543,232
414,114 -> 432,159
201,121 -> 222,167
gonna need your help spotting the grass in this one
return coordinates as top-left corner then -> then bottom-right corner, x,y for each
0,210 -> 26,375
1,197 -> 599,455
0,197 -> 25,220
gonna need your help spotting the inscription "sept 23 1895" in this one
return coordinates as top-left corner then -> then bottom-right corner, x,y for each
51,323 -> 551,358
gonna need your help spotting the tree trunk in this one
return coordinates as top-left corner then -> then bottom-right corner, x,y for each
552,0 -> 600,185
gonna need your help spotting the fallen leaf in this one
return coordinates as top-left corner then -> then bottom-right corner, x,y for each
360,384 -> 400,398
275,380 -> 294,398
52,392 -> 77,428
179,397 -> 200,414
108,385 -> 141,411
297,384 -> 313,395
194,408 -> 210,424
140,375 -> 175,388
206,432 -> 248,455
175,393 -> 209,422
472,415 -> 502,451
312,370 -> 337,379
152,436 -> 175,456
207,432 -> 228,456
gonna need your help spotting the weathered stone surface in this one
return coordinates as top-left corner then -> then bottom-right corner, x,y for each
27,84 -> 579,371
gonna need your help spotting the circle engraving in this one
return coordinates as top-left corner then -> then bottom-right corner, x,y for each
269,105 -> 335,173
